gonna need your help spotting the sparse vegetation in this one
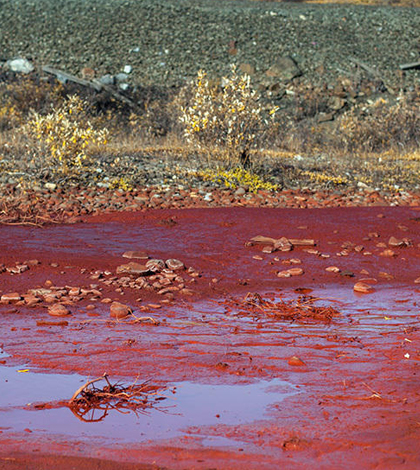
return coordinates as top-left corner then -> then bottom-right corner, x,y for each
26,95 -> 109,176
179,66 -> 277,167
0,71 -> 419,193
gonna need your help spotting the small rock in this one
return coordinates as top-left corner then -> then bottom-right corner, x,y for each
123,65 -> 133,74
98,74 -> 115,85
325,266 -> 340,273
81,67 -> 95,80
379,249 -> 397,257
122,250 -> 149,260
266,56 -> 301,81
288,356 -> 306,366
6,58 -> 34,73
116,262 -> 150,275
146,259 -> 165,272
110,302 -> 132,319
288,267 -> 304,276
48,304 -> 70,316
165,259 -> 185,271
1,292 -> 22,303
414,277 -> 420,284
45,182 -> 57,191
234,187 -> 246,196
353,282 -> 374,294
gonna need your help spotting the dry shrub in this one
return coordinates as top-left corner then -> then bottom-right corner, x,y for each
338,95 -> 420,153
179,65 -> 277,167
26,95 -> 109,175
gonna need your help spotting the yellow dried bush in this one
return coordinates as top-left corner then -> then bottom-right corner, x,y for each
180,65 -> 277,166
200,167 -> 278,193
27,95 -> 109,175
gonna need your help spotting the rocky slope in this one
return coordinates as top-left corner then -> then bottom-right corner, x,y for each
1,0 -> 420,89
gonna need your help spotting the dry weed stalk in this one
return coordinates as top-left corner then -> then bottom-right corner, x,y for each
229,292 -> 340,322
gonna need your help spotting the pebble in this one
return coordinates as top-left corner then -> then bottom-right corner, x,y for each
116,262 -> 150,275
353,282 -> 374,294
145,259 -> 165,272
122,250 -> 149,260
325,266 -> 340,273
165,259 -> 185,271
288,356 -> 306,366
1,292 -> 22,303
110,301 -> 132,319
48,303 -> 71,316
277,267 -> 304,278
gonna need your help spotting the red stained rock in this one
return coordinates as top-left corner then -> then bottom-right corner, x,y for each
1,292 -> 22,303
414,277 -> 420,284
165,259 -> 185,271
274,237 -> 293,252
145,259 -> 165,272
325,266 -> 340,273
353,282 -> 374,294
288,356 -> 306,366
278,267 -> 304,278
110,302 -> 132,319
380,249 -> 397,257
48,303 -> 71,317
122,250 -> 149,260
116,262 -> 150,275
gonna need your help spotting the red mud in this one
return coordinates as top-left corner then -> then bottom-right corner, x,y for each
1,206 -> 420,469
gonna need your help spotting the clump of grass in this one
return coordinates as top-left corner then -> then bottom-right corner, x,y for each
199,167 -> 278,193
26,95 -> 109,176
179,65 -> 277,167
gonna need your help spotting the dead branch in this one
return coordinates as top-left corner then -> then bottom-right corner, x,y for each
70,373 -> 108,402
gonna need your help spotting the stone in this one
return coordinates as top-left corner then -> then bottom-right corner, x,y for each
234,186 -> 246,196
288,267 -> 304,276
122,250 -> 149,260
288,356 -> 306,366
81,67 -> 95,80
265,56 -> 301,81
98,74 -> 115,85
326,266 -> 340,273
48,304 -> 70,316
1,292 -> 22,303
274,237 -> 293,252
116,262 -> 150,275
379,249 -> 397,257
353,282 -> 374,294
115,72 -> 129,83
6,58 -> 34,73
110,302 -> 132,319
414,277 -> 420,284
165,259 -> 184,271
146,259 -> 165,272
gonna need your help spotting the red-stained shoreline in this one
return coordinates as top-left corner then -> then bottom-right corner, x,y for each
1,205 -> 419,469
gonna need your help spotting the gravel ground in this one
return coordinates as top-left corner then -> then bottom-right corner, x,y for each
1,0 -> 420,88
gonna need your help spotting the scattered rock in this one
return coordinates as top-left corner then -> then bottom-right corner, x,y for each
165,259 -> 184,271
48,303 -> 71,316
110,301 -> 132,319
1,292 -> 22,303
379,249 -> 397,257
122,250 -> 149,260
278,267 -> 304,278
6,57 -> 34,73
353,282 -> 374,294
145,259 -> 165,272
288,356 -> 306,366
266,56 -> 301,81
116,262 -> 150,275
325,266 -> 340,273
